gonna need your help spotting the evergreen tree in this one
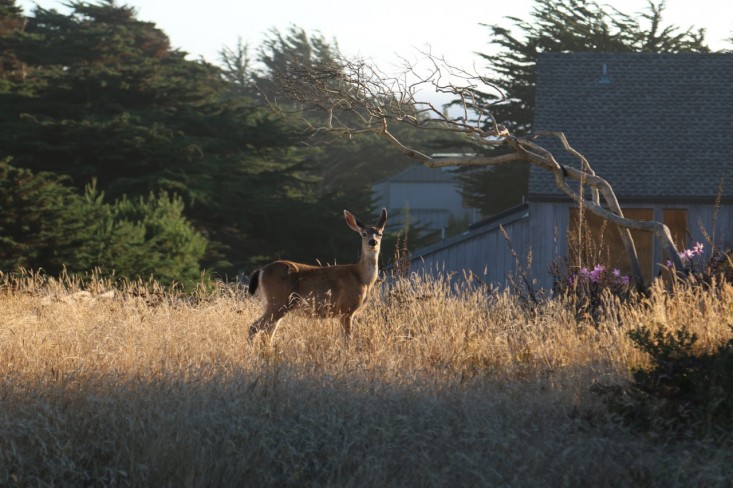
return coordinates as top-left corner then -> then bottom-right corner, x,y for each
0,4 -> 426,275
0,159 -> 207,282
0,0 -> 25,83
0,1 -> 308,273
0,158 -> 85,274
251,27 -> 421,216
74,184 -> 207,283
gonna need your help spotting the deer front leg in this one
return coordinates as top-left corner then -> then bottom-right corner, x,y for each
339,313 -> 353,337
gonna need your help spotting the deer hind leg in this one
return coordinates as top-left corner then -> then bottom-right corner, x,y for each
249,306 -> 288,338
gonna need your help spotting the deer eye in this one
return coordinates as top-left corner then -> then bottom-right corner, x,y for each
361,232 -> 368,237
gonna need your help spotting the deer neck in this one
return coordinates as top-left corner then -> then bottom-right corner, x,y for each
357,247 -> 380,287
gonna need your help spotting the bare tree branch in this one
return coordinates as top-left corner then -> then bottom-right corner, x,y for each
260,52 -> 687,290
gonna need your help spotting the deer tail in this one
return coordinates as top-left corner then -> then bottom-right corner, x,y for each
248,269 -> 261,296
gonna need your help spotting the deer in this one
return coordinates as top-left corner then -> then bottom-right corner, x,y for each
247,208 -> 387,338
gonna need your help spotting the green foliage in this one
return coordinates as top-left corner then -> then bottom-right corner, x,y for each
253,26 -> 417,197
257,25 -> 339,79
459,164 -> 529,217
0,158 -> 86,274
219,38 -> 257,98
596,324 -> 733,434
0,159 -> 206,283
0,2 -> 336,273
0,3 -> 438,278
74,184 -> 207,284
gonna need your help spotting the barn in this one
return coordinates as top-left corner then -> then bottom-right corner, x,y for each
409,52 -> 733,290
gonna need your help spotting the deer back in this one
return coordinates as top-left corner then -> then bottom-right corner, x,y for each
258,260 -> 370,317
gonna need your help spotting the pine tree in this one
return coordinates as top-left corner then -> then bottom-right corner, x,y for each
0,158 -> 86,273
74,184 -> 207,283
0,2 -> 309,273
0,159 -> 207,282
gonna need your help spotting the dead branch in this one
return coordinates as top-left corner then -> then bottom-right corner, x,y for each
260,52 -> 687,290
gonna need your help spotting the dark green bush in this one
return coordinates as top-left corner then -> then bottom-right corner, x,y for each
595,324 -> 733,434
0,159 -> 206,284
74,184 -> 207,284
0,158 -> 88,274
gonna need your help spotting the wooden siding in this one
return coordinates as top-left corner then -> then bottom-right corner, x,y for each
410,205 -> 533,288
409,201 -> 733,290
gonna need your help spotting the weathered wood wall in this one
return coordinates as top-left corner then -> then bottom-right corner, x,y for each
409,200 -> 733,290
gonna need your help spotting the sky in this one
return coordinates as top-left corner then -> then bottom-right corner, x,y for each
15,0 -> 732,72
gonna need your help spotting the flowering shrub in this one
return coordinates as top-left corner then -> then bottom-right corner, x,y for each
568,264 -> 630,290
667,242 -> 705,273
551,241 -> 733,324
663,242 -> 733,286
550,260 -> 633,324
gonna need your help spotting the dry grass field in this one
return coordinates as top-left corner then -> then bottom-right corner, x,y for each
1,270 -> 732,487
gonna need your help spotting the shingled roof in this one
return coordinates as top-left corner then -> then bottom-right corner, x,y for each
529,53 -> 733,200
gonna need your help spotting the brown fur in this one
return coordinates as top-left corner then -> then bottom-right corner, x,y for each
248,208 -> 387,338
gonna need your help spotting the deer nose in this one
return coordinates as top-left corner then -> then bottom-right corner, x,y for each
369,238 -> 377,247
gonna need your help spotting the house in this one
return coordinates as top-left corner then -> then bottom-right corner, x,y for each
372,161 -> 481,237
409,53 -> 733,290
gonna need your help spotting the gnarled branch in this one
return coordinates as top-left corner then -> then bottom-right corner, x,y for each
260,52 -> 687,290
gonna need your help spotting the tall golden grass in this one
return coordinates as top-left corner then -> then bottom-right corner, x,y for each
1,270 -> 732,486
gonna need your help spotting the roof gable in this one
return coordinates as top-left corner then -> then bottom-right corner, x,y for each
530,53 -> 733,200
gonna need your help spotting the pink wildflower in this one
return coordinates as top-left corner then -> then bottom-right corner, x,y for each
679,249 -> 694,260
611,268 -> 630,286
692,242 -> 704,256
578,267 -> 589,280
589,264 -> 605,283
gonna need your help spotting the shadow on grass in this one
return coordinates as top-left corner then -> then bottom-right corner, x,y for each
2,366 -> 732,487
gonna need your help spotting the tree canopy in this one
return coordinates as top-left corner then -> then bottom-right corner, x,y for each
0,1 -> 406,280
0,0 -> 721,283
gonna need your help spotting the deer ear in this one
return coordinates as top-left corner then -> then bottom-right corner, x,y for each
377,208 -> 387,230
344,210 -> 362,232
